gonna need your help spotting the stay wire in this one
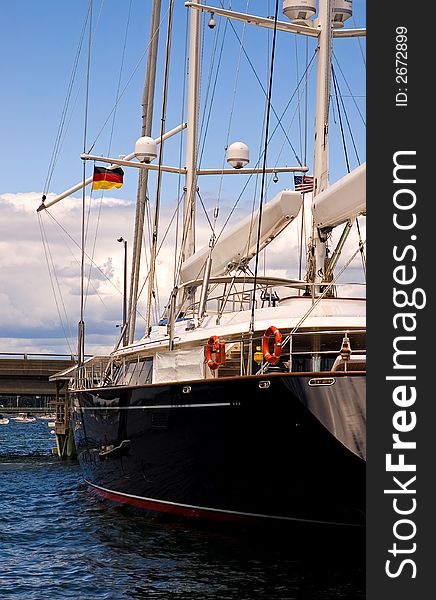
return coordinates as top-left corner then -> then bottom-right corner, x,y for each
331,66 -> 366,277
332,52 -> 366,127
42,209 -> 123,296
38,214 -> 75,356
41,212 -> 116,317
145,0 -> 175,334
80,0 -> 93,328
266,55 -> 316,189
356,217 -> 366,277
299,36 -> 309,284
218,0 -> 303,166
351,15 -> 366,67
258,241 -> 367,373
43,4 -> 90,196
295,36 -> 303,164
174,10 -> 189,289
333,66 -> 361,166
331,65 -> 350,174
249,0 -> 279,331
84,3 -> 133,310
86,4 -> 171,154
215,0 -> 249,231
198,14 -> 226,163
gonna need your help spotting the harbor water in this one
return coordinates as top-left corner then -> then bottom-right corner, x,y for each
0,420 -> 364,599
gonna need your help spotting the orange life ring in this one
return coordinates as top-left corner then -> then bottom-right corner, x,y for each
262,326 -> 282,365
205,335 -> 226,370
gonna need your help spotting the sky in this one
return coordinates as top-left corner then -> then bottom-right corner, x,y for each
0,0 -> 366,357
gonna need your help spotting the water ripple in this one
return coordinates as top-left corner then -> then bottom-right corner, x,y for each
0,421 -> 364,599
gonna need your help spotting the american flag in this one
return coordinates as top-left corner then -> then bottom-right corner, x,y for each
294,175 -> 314,193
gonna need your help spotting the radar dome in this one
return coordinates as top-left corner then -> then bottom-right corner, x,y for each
283,0 -> 316,22
333,0 -> 352,24
134,136 -> 158,163
226,142 -> 250,169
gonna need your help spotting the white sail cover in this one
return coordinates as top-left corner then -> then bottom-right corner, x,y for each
153,347 -> 204,383
180,189 -> 303,283
312,162 -> 366,230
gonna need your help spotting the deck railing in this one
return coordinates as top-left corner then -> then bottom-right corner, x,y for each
70,328 -> 366,391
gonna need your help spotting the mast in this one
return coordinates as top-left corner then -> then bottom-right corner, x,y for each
181,0 -> 202,262
310,0 -> 333,286
127,0 -> 162,344
144,0 -> 175,336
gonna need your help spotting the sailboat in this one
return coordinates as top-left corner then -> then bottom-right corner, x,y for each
40,0 -> 366,527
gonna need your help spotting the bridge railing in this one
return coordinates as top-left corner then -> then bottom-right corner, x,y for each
0,352 -> 91,360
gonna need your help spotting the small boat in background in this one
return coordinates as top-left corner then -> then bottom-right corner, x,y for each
0,415 -> 9,425
48,421 -> 56,428
11,413 -> 37,423
38,414 -> 56,420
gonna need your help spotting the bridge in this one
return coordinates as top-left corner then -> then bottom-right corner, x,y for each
0,407 -> 57,415
0,352 -> 78,399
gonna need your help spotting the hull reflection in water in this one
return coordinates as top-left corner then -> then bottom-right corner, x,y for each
72,372 -> 365,528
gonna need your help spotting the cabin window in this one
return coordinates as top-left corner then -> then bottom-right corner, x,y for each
114,358 -> 153,386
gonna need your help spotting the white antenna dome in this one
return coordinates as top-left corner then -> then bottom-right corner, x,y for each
333,0 -> 352,25
226,142 -> 250,169
134,136 -> 158,163
283,0 -> 316,22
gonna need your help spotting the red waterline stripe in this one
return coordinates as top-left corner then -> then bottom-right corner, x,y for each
86,483 -> 362,528
87,484 -> 260,524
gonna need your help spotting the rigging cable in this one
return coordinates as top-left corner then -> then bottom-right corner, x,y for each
198,13 -> 227,163
212,0 -> 251,282
39,5 -> 91,356
266,54 -> 316,192
43,209 -> 123,298
217,0 -> 302,167
214,52 -> 316,248
43,5 -> 90,196
258,240 -> 366,374
86,5 -> 171,154
38,215 -> 75,356
332,52 -> 365,127
331,65 -> 351,174
144,0 -> 175,335
83,0 -> 133,308
249,0 -> 279,334
333,66 -> 361,165
129,189 -> 187,332
331,65 -> 366,278
83,0 -> 134,306
351,14 -> 366,67
299,35 -> 310,287
78,0 -> 93,365
173,10 -> 190,289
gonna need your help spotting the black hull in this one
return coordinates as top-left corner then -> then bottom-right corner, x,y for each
72,372 -> 365,528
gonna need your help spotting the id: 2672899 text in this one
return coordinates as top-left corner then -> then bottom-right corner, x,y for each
395,26 -> 408,107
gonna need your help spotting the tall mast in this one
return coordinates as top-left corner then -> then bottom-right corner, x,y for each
144,0 -> 175,336
127,0 -> 162,344
181,0 -> 202,262
310,0 -> 333,286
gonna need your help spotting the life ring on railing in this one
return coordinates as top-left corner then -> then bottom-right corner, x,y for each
205,335 -> 226,370
262,326 -> 282,365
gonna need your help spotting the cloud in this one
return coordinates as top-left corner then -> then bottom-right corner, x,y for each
0,190 -> 366,355
0,191 -> 134,354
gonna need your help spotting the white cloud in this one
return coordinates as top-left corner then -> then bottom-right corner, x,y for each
0,190 -> 366,355
0,191 -> 134,355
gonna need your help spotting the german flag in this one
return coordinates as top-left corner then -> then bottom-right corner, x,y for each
92,166 -> 124,190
